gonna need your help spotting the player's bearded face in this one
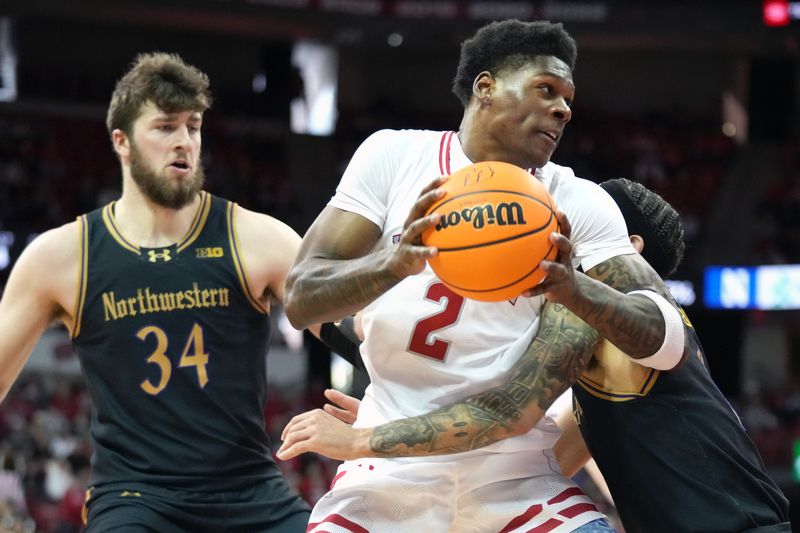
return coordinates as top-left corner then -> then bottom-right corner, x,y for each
129,138 -> 205,209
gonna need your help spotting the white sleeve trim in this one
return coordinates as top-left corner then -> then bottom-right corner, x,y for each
628,290 -> 685,370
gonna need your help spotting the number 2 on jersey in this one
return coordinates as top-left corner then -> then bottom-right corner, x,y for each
408,283 -> 464,360
138,323 -> 210,395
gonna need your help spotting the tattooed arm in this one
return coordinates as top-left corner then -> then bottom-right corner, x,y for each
283,206 -> 400,328
284,177 -> 446,329
573,254 -> 670,359
277,302 -> 600,460
368,302 -> 599,457
531,215 -> 678,359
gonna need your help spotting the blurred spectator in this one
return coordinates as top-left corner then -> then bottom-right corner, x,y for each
752,137 -> 800,263
53,454 -> 90,533
0,450 -> 27,517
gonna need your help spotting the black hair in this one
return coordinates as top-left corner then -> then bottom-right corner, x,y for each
452,19 -> 577,107
601,178 -> 686,278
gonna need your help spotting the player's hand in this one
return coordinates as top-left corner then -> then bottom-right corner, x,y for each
323,388 -> 361,424
384,176 -> 449,279
277,409 -> 371,461
523,211 -> 579,304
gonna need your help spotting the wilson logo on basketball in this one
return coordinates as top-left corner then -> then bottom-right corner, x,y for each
421,160 -> 558,302
434,202 -> 527,231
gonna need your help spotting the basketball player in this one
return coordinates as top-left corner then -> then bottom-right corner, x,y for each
281,179 -> 791,532
553,179 -> 790,532
283,19 -> 686,532
0,53 -> 312,531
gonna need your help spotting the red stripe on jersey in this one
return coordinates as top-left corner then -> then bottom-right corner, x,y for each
438,131 -> 448,175
444,131 -> 454,175
559,502 -> 598,519
306,514 -> 368,533
329,470 -> 347,489
548,486 -> 584,505
498,504 -> 542,532
529,518 -> 564,532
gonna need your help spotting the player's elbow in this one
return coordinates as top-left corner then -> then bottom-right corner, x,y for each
282,299 -> 308,331
282,271 -> 308,330
509,409 -> 545,438
479,420 -> 532,450
508,421 -> 534,439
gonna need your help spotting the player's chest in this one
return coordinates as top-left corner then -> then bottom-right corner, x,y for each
380,167 -> 450,245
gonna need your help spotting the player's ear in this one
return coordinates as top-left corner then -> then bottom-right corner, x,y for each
112,129 -> 130,160
629,234 -> 644,253
472,71 -> 494,104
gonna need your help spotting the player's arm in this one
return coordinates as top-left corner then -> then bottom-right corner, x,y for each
284,129 -> 449,329
532,211 -> 685,367
284,179 -> 445,330
549,246 -> 684,366
234,205 -> 304,309
316,317 -> 366,371
278,300 -> 600,460
552,403 -> 591,478
0,225 -> 76,402
235,205 -> 364,363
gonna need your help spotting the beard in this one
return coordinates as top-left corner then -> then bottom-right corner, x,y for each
129,142 -> 205,209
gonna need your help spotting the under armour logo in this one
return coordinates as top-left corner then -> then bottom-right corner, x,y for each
147,249 -> 172,263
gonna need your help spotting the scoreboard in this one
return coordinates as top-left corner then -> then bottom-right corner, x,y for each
704,264 -> 800,310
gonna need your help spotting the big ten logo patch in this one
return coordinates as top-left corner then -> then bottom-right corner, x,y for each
196,247 -> 224,259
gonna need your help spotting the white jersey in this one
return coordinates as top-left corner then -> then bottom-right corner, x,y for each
329,129 -> 635,454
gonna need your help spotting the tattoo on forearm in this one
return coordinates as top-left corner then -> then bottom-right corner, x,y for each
289,255 -> 399,323
369,304 -> 600,457
580,255 -> 675,358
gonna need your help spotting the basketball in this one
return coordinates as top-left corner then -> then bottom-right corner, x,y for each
421,161 -> 559,302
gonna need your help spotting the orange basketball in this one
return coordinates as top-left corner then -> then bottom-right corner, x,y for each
422,161 -> 559,302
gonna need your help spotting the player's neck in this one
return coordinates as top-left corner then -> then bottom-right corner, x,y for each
458,112 -> 505,165
457,114 -> 483,163
114,182 -> 203,248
